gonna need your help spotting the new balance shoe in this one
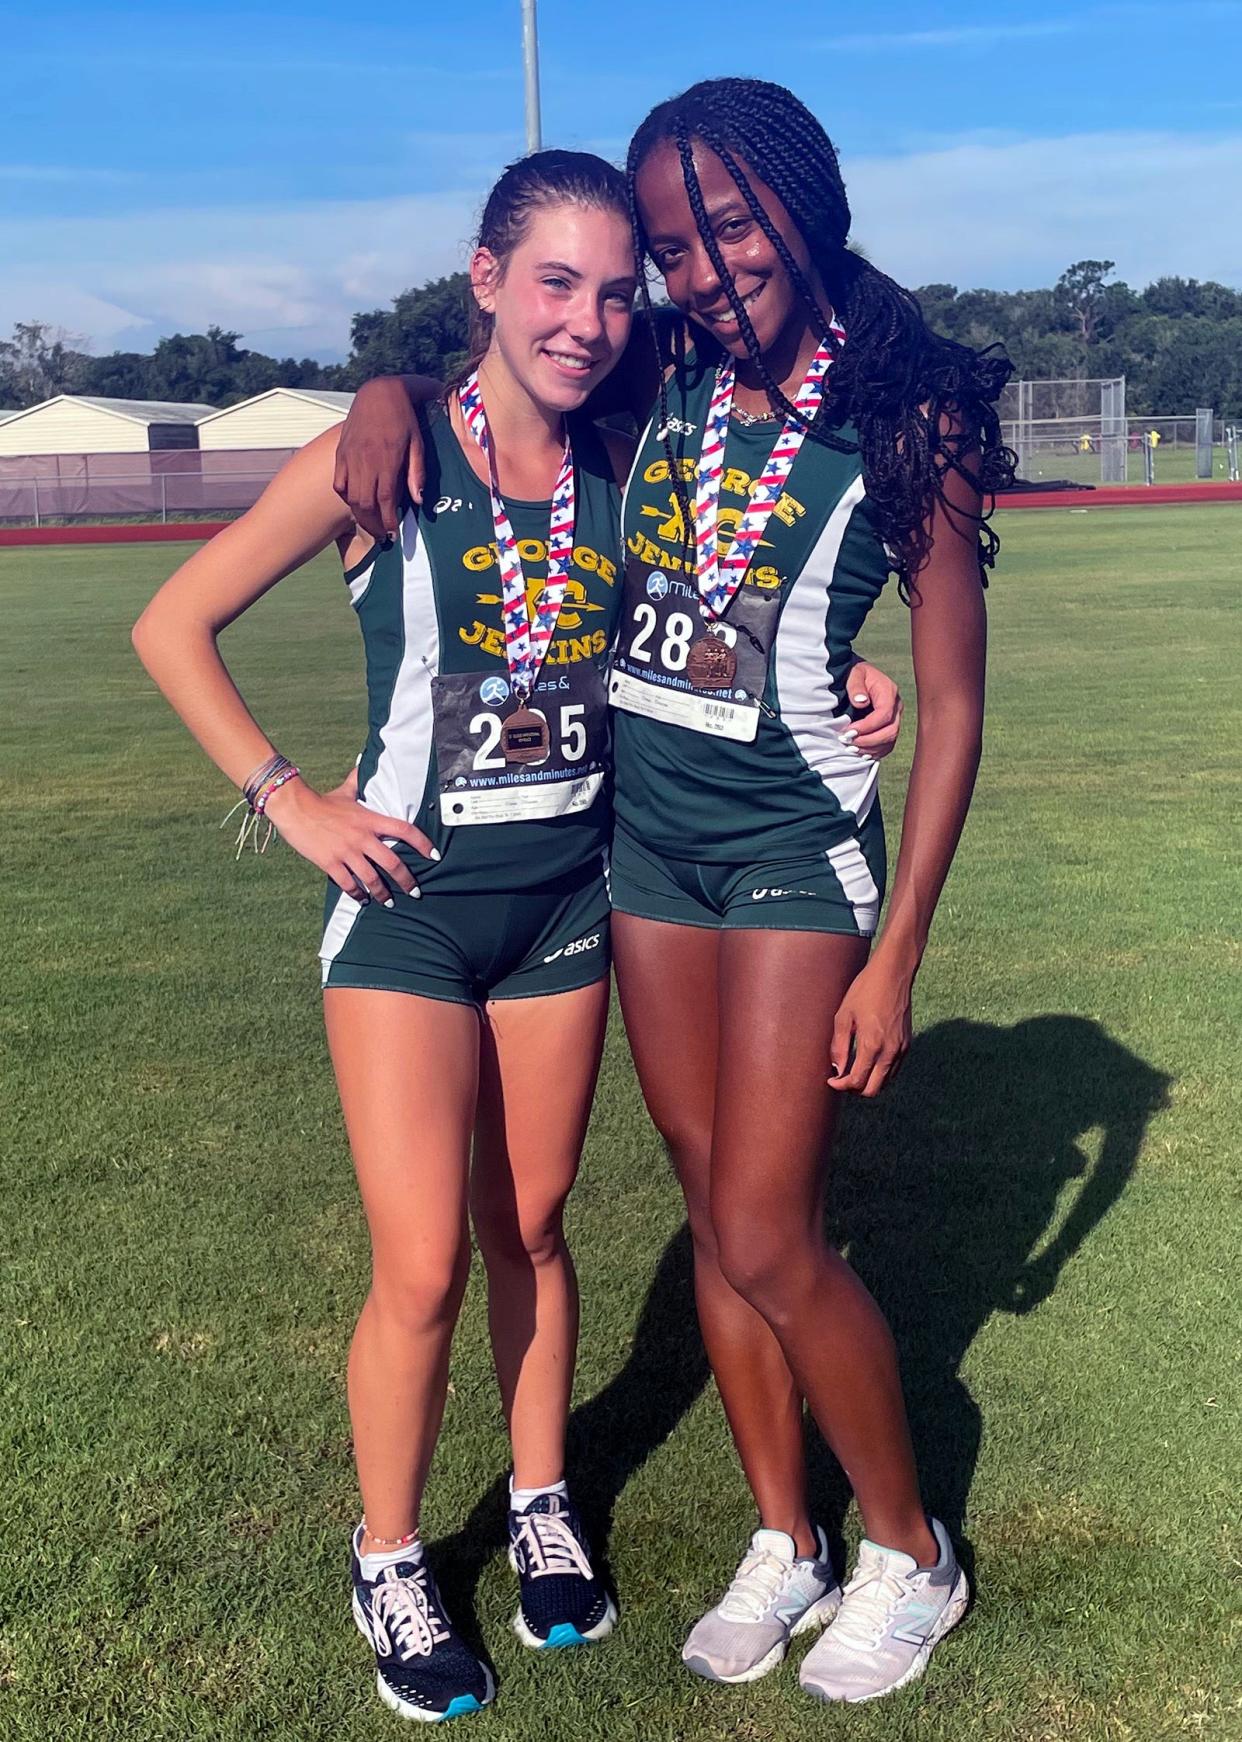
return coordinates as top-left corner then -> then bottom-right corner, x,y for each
508,1493 -> 617,1648
681,1525 -> 840,1685
798,1516 -> 969,1704
351,1527 -> 494,1723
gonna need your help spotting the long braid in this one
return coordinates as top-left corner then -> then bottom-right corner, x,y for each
626,78 -> 1016,595
627,149 -> 695,569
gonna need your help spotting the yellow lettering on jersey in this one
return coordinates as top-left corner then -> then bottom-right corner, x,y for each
722,467 -> 751,498
463,543 -> 497,572
772,492 -> 805,529
643,457 -> 695,486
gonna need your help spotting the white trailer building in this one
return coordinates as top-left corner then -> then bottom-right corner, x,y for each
0,395 -> 211,456
195,388 -> 355,451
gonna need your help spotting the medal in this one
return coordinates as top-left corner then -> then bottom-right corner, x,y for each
685,634 -> 738,690
500,706 -> 551,764
459,372 -> 575,714
692,319 -> 846,625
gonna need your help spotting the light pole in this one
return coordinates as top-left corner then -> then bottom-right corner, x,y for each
521,0 -> 542,153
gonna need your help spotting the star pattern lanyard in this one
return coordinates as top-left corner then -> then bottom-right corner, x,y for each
458,371 -> 576,701
692,318 -> 847,621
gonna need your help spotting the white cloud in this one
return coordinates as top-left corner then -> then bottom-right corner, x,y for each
0,190 -> 482,356
820,21 -> 1076,51
846,131 -> 1242,292
1,131 -> 1237,360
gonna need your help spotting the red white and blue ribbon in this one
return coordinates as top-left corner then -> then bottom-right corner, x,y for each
459,370 -> 575,700
692,318 -> 846,620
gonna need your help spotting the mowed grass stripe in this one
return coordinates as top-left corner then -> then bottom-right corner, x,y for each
1,508 -> 1238,1740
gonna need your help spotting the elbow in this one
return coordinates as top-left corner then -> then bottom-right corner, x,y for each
131,603 -> 160,672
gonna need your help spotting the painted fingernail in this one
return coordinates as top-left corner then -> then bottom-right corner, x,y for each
383,898 -> 395,909
429,848 -> 442,862
852,692 -> 869,705
841,728 -> 858,744
411,885 -> 422,899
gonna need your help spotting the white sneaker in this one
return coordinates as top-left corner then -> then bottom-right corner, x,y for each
682,1526 -> 840,1685
798,1516 -> 969,1704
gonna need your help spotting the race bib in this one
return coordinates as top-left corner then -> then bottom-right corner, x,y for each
432,661 -> 607,826
608,560 -> 779,743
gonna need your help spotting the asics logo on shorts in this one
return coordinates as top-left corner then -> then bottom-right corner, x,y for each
750,887 -> 818,900
543,932 -> 602,965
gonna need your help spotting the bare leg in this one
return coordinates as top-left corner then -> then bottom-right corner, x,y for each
471,979 -> 609,1489
612,914 -> 815,1556
709,929 -> 935,1563
325,987 -> 480,1547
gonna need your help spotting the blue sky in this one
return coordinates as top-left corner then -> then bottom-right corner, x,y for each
4,0 -> 1241,358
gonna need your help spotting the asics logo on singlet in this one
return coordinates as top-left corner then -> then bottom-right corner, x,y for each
656,417 -> 697,438
432,495 -> 464,513
543,932 -> 602,965
479,675 -> 510,706
646,573 -> 670,601
750,887 -> 818,900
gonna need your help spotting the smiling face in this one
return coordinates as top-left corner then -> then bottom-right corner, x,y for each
635,136 -> 826,367
471,202 -> 636,415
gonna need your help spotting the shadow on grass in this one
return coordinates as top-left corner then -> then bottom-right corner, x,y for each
433,1014 -> 1168,1639
816,1014 -> 1171,1575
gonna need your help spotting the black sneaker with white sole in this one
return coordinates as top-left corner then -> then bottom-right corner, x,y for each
508,1494 -> 617,1649
351,1527 -> 494,1722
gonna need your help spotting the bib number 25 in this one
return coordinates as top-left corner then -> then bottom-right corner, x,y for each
469,702 -> 587,770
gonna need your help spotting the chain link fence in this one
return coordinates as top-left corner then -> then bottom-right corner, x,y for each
0,450 -> 294,525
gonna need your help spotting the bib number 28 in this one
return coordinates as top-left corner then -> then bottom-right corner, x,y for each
627,602 -> 696,673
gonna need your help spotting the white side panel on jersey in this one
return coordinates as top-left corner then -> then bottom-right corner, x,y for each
772,473 -> 877,823
825,837 -> 881,935
345,554 -> 378,608
360,509 -> 440,825
319,888 -> 364,980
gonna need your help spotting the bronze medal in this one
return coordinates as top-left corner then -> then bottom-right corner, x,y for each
501,706 -> 551,764
685,634 -> 738,691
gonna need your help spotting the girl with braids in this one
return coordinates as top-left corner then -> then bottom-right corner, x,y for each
335,75 -> 1009,1708
134,151 -> 645,1723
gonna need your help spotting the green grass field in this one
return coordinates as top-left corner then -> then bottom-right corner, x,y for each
2,508 -> 1239,1740
1017,444 -> 1235,486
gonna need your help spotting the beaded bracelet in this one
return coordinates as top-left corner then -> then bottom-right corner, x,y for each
222,751 -> 301,859
252,762 -> 301,815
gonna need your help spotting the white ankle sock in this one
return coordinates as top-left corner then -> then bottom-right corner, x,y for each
356,1523 -> 423,1576
509,1477 -> 569,1513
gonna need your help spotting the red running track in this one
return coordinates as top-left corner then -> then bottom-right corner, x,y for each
998,483 -> 1242,510
2,482 -> 1241,545
0,521 -> 232,547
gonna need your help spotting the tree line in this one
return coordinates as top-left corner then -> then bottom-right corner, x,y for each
3,263 -> 1239,417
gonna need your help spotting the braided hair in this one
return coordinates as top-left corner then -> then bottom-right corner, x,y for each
625,79 -> 1016,595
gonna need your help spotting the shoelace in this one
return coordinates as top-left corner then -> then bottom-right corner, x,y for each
828,1550 -> 915,1653
369,1564 -> 452,1660
717,1546 -> 797,1622
512,1511 -> 594,1581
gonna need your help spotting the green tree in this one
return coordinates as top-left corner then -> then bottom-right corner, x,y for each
345,274 -> 471,386
1055,260 -> 1118,348
0,320 -> 91,408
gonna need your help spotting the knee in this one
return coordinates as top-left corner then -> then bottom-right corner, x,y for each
714,1218 -> 811,1320
473,1193 -> 567,1269
370,1246 -> 470,1335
